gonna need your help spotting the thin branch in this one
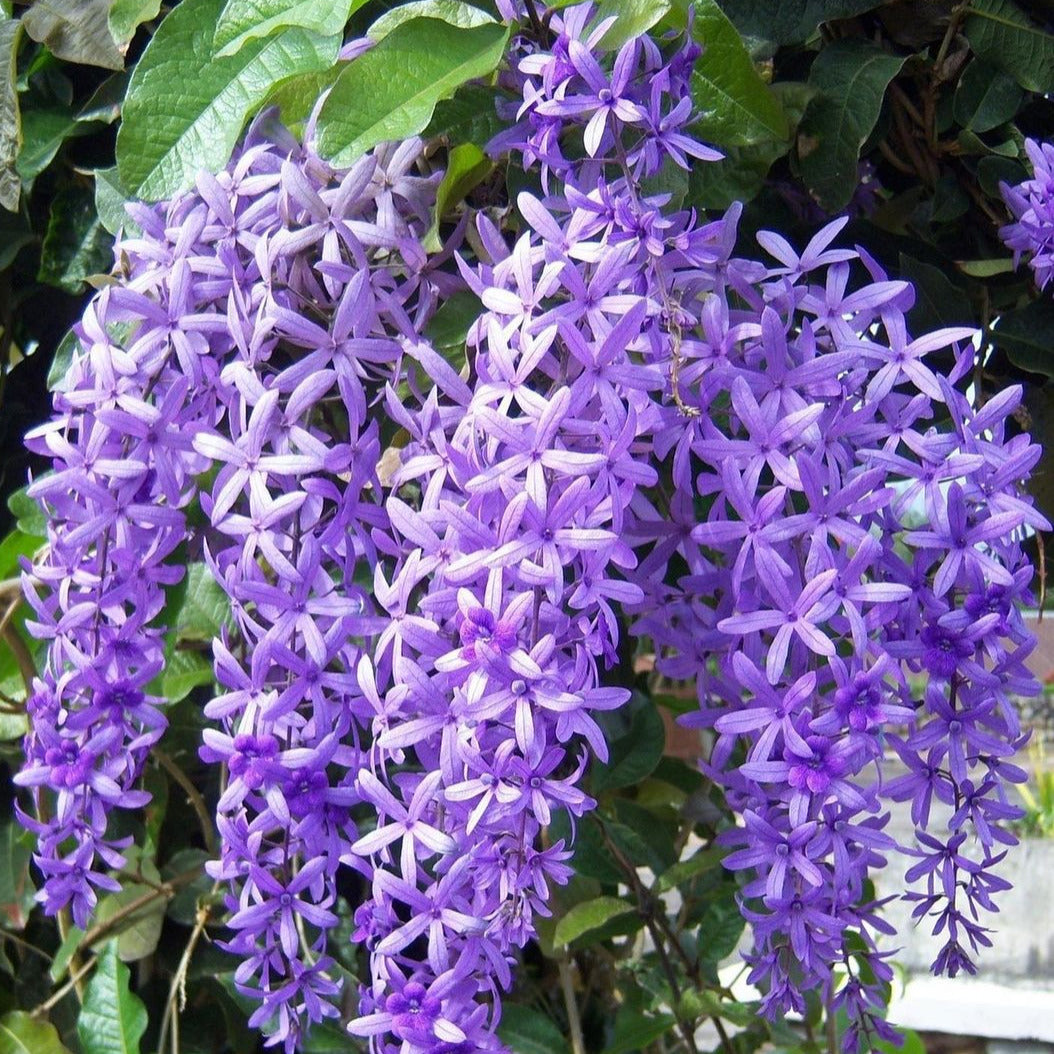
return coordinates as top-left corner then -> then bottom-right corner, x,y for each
558,955 -> 586,1054
31,954 -> 97,1016
78,866 -> 200,954
155,749 -> 218,857
157,880 -> 221,1054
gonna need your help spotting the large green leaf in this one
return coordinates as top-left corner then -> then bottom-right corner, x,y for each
117,0 -> 339,201
796,38 -> 905,212
685,0 -> 788,147
0,1013 -> 70,1054
496,1005 -> 569,1054
553,896 -> 635,948
215,0 -> 366,57
607,1003 -> 677,1054
38,181 -> 114,293
22,0 -> 123,70
369,0 -> 496,39
0,18 -> 20,211
316,18 -> 509,165
77,943 -> 148,1054
965,0 -> 1054,94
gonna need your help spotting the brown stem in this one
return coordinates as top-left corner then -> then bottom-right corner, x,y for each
155,749 -> 218,857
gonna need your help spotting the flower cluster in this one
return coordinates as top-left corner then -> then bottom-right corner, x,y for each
629,208 -> 1046,1048
1001,137 -> 1054,290
347,11 -> 728,1050
15,4 -> 1047,1054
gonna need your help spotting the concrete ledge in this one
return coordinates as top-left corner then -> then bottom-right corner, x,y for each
888,978 -> 1054,1043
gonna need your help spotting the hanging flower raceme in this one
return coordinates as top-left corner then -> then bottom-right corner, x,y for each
624,211 -> 1046,1046
1000,138 -> 1054,290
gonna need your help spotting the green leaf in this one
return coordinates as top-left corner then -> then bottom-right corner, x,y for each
258,64 -> 344,128
316,18 -> 509,166
496,1005 -> 569,1054
953,58 -> 1022,133
0,529 -> 38,580
174,563 -> 232,641
22,0 -> 123,71
965,0 -> 1054,94
898,254 -> 972,333
956,257 -> 1015,277
717,0 -> 885,45
591,693 -> 665,792
0,18 -> 21,212
425,141 -> 491,251
369,0 -> 496,39
215,0 -> 366,57
683,0 -> 787,147
656,845 -> 723,893
76,72 -> 130,125
38,181 -> 114,293
591,0 -> 671,49
797,38 -> 906,212
117,0 -> 340,201
94,165 -> 135,237
7,486 -> 46,538
0,821 -> 35,931
687,135 -> 786,209
93,856 -> 165,962
107,0 -> 161,48
48,327 -> 80,391
0,208 -> 32,267
15,104 -> 91,182
425,289 -> 483,350
553,895 -> 635,947
77,943 -> 148,1054
50,926 -> 86,983
425,83 -> 506,147
0,1013 -> 70,1054
607,1004 -> 677,1054
993,298 -> 1054,377
159,648 -> 214,703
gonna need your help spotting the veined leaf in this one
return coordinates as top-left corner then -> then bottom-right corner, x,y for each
77,943 -> 148,1054
682,0 -> 788,147
22,0 -> 123,71
215,0 -> 367,57
797,38 -> 905,211
369,0 -> 496,40
965,0 -> 1054,94
117,0 -> 339,201
316,18 -> 509,166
